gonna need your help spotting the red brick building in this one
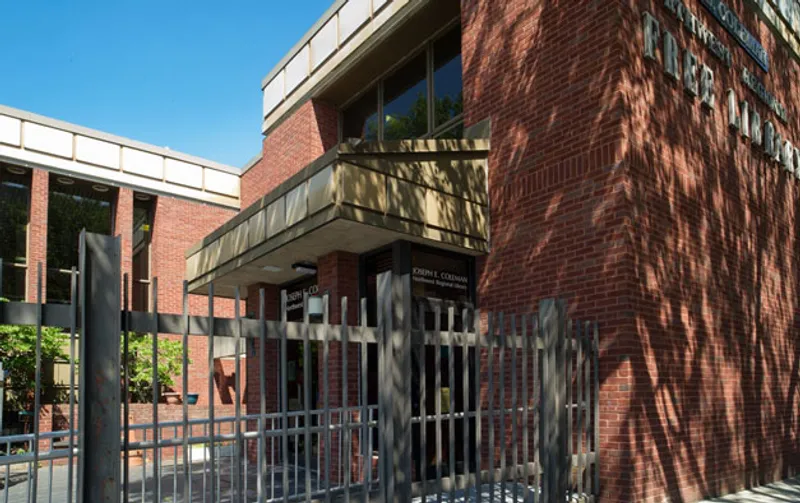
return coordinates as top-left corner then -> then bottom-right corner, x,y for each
5,0 -> 800,500
181,0 -> 800,501
0,105 -> 243,416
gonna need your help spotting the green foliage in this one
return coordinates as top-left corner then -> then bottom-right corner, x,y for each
124,332 -> 188,403
0,300 -> 69,412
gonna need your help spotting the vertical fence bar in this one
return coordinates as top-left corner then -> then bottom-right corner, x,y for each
522,315 -> 530,502
539,307 -> 549,503
487,312 -> 495,503
533,314 -> 539,503
322,294 -> 331,503
342,297 -> 351,502
77,232 -> 121,503
182,281 -> 191,502
418,301 -> 427,502
474,309 -> 482,503
361,297 -> 369,503
377,272 -> 393,503
583,322 -> 590,499
577,322 -> 584,501
32,263 -> 42,503
280,290 -> 290,503
151,278 -> 161,503
511,315 -> 518,502
433,303 -> 442,502
207,283 -> 217,503
593,322 -> 600,499
68,267 -> 77,503
567,319 -> 573,501
303,292 -> 312,502
447,306 -> 455,502
259,288 -> 267,503
122,274 -> 129,503
234,287 -> 243,502
498,312 -> 506,502
462,308 -> 470,496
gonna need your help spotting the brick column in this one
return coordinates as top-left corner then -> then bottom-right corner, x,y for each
27,169 -> 48,302
245,283 -> 280,463
115,188 -> 134,304
316,251 -> 361,484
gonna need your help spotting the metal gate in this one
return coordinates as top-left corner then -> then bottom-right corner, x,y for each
0,232 -> 600,502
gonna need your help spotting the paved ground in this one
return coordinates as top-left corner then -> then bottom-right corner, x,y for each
699,477 -> 800,503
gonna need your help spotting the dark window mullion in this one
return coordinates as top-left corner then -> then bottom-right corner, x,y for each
378,81 -> 385,141
427,41 -> 435,136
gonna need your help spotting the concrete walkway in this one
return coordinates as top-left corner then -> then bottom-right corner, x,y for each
700,477 -> 800,502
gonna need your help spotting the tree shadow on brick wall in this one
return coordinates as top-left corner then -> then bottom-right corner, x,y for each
616,1 -> 800,501
463,0 -> 800,501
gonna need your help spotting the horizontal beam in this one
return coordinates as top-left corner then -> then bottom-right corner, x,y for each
0,301 -> 593,350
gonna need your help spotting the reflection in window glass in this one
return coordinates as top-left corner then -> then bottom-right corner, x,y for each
342,86 -> 379,141
0,166 -> 30,300
47,176 -> 114,303
433,26 -> 463,128
383,53 -> 428,140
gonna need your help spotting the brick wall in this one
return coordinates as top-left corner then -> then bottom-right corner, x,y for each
462,1 -> 632,500
27,169 -> 48,302
241,99 -> 338,208
614,0 -> 800,501
464,0 -> 800,501
149,195 -> 242,406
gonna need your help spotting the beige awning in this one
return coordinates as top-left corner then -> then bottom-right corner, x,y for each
185,139 -> 489,298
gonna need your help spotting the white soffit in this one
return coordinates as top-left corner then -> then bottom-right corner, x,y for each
24,122 -> 73,158
122,147 -> 164,180
285,46 -> 310,96
75,135 -> 121,169
0,115 -> 21,146
165,158 -> 203,188
310,17 -> 337,70
339,0 -> 371,43
204,168 -> 240,198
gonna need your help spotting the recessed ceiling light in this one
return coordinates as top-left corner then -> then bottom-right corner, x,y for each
57,177 -> 74,186
6,166 -> 25,175
92,184 -> 109,193
134,193 -> 152,201
292,262 -> 317,275
262,265 -> 282,272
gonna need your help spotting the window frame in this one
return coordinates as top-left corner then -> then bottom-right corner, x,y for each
0,165 -> 31,301
339,18 -> 464,143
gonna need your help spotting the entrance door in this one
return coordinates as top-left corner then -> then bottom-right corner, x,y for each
362,242 -> 477,483
411,297 -> 476,482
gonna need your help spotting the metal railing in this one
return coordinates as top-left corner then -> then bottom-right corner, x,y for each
0,233 -> 601,503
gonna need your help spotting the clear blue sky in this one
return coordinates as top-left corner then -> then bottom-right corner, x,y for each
1,0 -> 332,168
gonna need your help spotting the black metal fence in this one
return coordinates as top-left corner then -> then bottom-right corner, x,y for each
0,232 -> 600,503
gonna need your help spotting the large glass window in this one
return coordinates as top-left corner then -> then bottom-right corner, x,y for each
47,175 -> 115,303
0,165 -> 31,301
383,53 -> 428,140
132,194 -> 154,311
433,26 -> 463,129
341,23 -> 463,141
342,86 -> 379,141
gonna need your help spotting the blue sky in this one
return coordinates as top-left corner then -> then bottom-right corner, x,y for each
1,0 -> 332,168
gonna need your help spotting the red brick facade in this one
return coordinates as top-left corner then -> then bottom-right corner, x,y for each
462,0 -> 800,501
241,99 -> 338,208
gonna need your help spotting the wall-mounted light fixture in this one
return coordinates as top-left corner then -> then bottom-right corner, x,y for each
307,295 -> 324,317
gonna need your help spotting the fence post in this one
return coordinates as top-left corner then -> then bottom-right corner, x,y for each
77,230 -> 122,503
539,298 -> 567,502
391,263 -> 412,502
